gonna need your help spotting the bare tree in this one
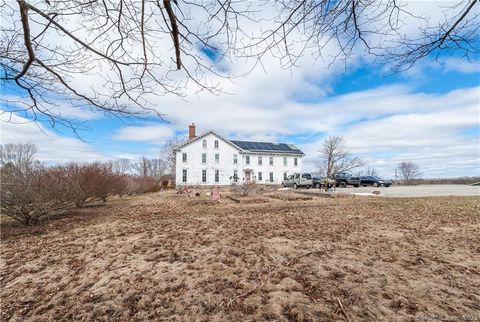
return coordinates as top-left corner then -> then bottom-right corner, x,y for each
2,1 -> 478,130
160,136 -> 187,175
110,158 -> 131,174
0,143 -> 37,168
397,161 -> 422,184
318,136 -> 364,178
132,156 -> 166,179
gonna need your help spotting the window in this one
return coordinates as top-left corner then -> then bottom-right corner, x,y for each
202,153 -> 207,163
269,157 -> 273,166
233,170 -> 238,183
214,140 -> 219,148
202,169 -> 207,183
283,157 -> 287,166
283,172 -> 287,180
182,153 -> 187,162
258,172 -> 262,181
233,154 -> 238,164
202,139 -> 207,148
258,156 -> 262,165
269,172 -> 274,182
245,156 -> 250,165
215,170 -> 219,183
182,169 -> 187,183
294,157 -> 298,166
215,154 -> 219,163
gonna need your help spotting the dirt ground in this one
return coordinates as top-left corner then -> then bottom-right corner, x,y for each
1,191 -> 479,321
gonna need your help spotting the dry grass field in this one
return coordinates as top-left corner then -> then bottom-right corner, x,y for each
1,191 -> 479,321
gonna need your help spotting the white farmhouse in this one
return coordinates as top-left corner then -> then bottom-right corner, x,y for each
175,124 -> 305,186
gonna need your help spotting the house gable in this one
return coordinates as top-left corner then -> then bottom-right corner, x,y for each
175,130 -> 243,153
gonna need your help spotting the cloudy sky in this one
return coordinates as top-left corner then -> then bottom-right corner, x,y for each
1,1 -> 479,178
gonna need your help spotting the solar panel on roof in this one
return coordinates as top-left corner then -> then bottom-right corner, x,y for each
230,139 -> 303,154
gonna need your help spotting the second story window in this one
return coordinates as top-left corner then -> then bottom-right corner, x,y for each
182,153 -> 187,162
215,154 -> 219,163
258,156 -> 262,165
214,140 -> 219,148
283,157 -> 287,166
202,153 -> 206,163
233,154 -> 238,164
269,157 -> 273,166
294,157 -> 298,166
202,139 -> 207,148
245,155 -> 250,165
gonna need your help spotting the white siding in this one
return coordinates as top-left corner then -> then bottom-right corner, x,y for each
175,132 -> 303,185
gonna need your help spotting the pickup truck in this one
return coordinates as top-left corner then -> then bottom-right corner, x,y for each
282,173 -> 313,189
333,172 -> 360,187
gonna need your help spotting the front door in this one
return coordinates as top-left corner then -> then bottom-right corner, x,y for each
245,170 -> 251,182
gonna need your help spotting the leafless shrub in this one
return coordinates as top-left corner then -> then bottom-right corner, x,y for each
126,176 -> 161,195
0,163 -> 71,226
60,162 -> 128,206
160,180 -> 169,190
230,181 -> 259,197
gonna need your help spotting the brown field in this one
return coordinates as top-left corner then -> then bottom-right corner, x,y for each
1,191 -> 479,321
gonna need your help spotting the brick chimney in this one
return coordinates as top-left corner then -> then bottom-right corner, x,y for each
188,123 -> 196,139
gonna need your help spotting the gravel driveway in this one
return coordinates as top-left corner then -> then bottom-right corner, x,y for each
336,184 -> 480,197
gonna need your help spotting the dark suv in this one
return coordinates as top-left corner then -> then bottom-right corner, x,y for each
360,176 -> 392,187
333,171 -> 360,187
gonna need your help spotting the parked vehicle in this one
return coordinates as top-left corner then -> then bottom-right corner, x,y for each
360,176 -> 392,187
282,173 -> 313,189
333,171 -> 360,187
312,177 -> 323,189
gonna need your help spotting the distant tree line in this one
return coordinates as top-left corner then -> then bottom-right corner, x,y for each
0,142 -> 181,226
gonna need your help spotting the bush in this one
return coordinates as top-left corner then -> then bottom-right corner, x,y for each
230,181 -> 258,197
59,162 -> 128,206
126,176 -> 161,194
160,179 -> 169,190
0,164 -> 72,225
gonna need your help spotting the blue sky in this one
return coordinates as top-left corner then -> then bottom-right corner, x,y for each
1,1 -> 479,178
2,56 -> 479,178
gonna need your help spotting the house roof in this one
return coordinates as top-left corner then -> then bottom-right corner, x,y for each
230,140 -> 304,155
175,130 -> 305,156
174,130 -> 242,151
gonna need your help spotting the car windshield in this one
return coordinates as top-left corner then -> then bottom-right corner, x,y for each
372,176 -> 382,180
302,174 -> 312,179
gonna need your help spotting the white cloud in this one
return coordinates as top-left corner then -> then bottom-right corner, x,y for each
112,124 -> 175,144
0,112 -> 109,164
